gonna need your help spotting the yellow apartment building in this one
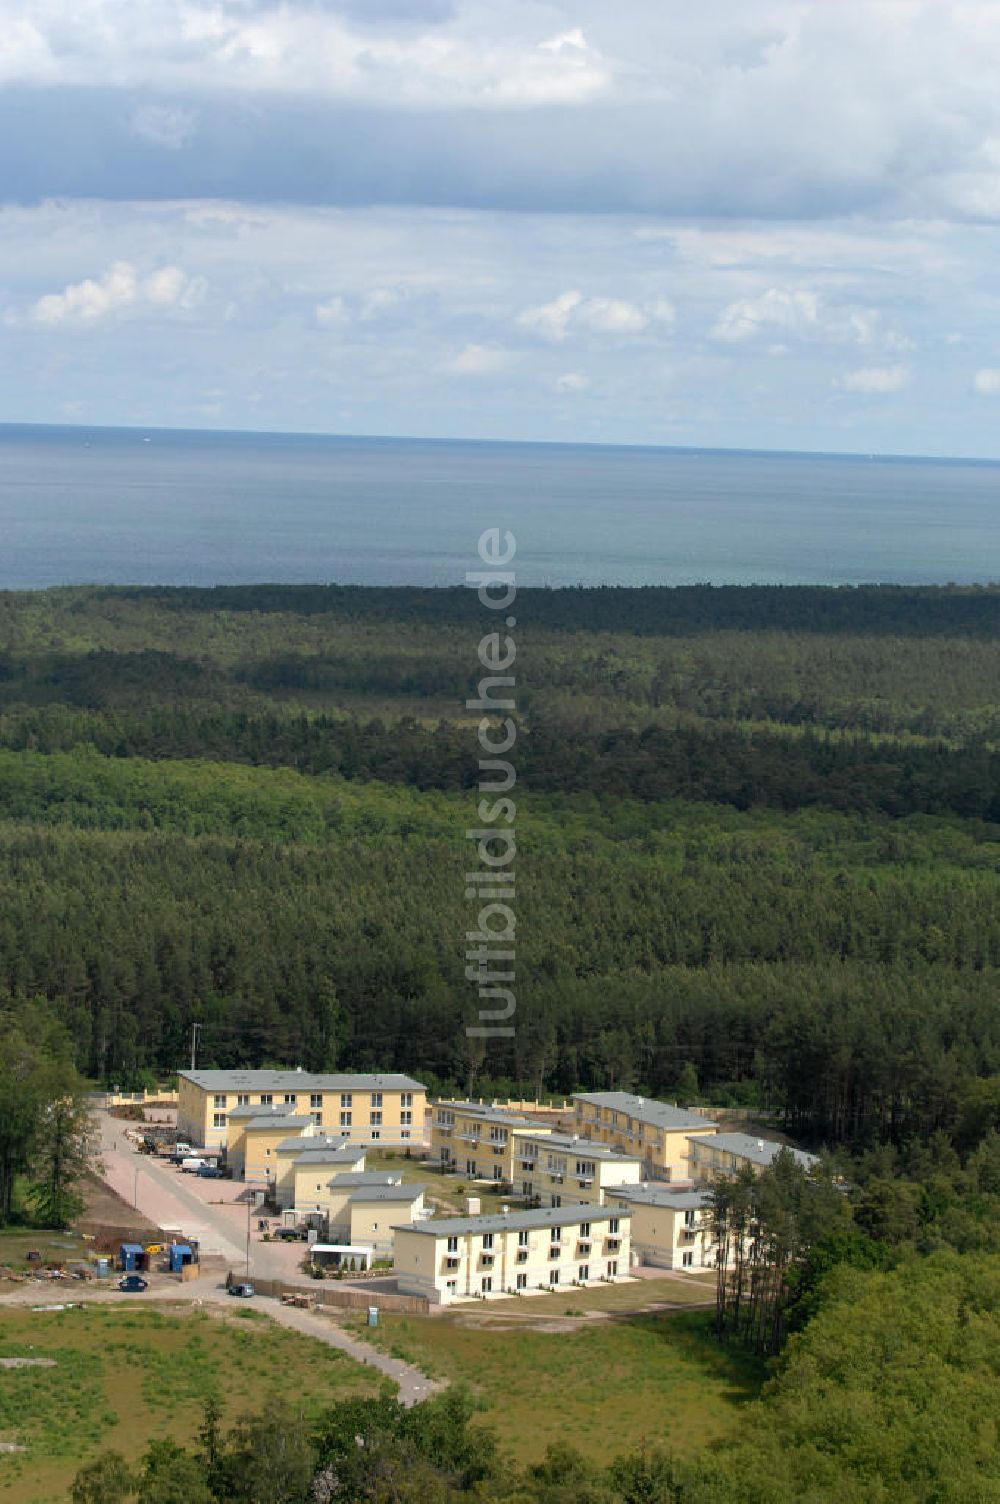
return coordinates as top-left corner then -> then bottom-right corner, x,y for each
225,1103 -> 297,1177
686,1131 -> 819,1183
607,1185 -> 717,1271
572,1092 -> 718,1180
275,1137 -> 368,1209
177,1069 -> 426,1150
512,1131 -> 641,1206
394,1204 -> 631,1305
348,1184 -> 427,1255
430,1101 -> 552,1181
321,1171 -> 404,1234
242,1115 -> 314,1188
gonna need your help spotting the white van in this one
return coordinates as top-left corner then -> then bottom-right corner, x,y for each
180,1156 -> 209,1173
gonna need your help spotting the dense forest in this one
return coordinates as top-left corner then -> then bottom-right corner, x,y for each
1,583 -> 999,1161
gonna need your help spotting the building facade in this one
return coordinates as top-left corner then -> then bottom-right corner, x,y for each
512,1132 -> 642,1206
430,1101 -> 552,1181
177,1069 -> 426,1150
394,1204 -> 631,1305
572,1093 -> 718,1180
608,1185 -> 717,1270
686,1132 -> 819,1183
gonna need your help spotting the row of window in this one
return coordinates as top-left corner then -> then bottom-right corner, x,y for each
447,1261 -> 620,1297
212,1090 -> 414,1110
444,1219 -> 615,1255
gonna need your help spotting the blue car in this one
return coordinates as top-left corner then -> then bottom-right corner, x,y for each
118,1274 -> 148,1292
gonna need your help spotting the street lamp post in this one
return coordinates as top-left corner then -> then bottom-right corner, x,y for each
246,1194 -> 252,1280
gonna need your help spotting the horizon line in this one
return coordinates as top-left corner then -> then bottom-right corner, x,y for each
3,418 -> 1000,469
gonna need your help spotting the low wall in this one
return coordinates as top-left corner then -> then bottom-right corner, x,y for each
248,1275 -> 428,1315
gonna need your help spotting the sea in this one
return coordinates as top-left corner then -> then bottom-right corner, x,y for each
1,423 -> 999,590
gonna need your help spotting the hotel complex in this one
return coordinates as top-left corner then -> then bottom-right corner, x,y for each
177,1069 -> 426,1150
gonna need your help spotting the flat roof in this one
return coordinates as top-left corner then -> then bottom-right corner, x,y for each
245,1115 -> 311,1134
276,1134 -> 351,1155
349,1184 -> 425,1204
227,1103 -> 297,1121
574,1092 -> 717,1132
516,1131 -> 641,1163
295,1148 -> 363,1166
688,1132 -> 819,1169
400,1204 -> 628,1238
180,1070 -> 425,1092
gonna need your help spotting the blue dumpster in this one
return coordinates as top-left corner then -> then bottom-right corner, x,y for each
169,1242 -> 193,1273
119,1242 -> 144,1272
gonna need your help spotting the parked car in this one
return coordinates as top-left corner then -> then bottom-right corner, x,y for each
197,1165 -> 223,1179
118,1274 -> 149,1292
180,1157 -> 210,1173
272,1227 -> 306,1241
228,1281 -> 255,1298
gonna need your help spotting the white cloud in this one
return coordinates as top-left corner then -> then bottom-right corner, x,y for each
447,343 -> 511,374
518,290 -> 673,341
131,104 -> 198,150
838,364 -> 912,394
554,371 -> 589,391
539,28 -> 589,55
315,296 -> 349,327
974,368 -> 1000,394
30,262 -> 204,324
711,288 -> 820,342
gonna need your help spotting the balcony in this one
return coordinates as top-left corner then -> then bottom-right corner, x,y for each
576,1237 -> 591,1250
548,1248 -> 561,1260
516,1249 -> 528,1262
457,1132 -> 482,1144
575,1177 -> 594,1188
605,1238 -> 621,1252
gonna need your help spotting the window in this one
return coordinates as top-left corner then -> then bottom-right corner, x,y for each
401,1129 -> 410,1140
237,1093 -> 250,1106
481,1276 -> 492,1293
370,1130 -> 380,1141
607,1260 -> 618,1277
401,1111 -> 412,1125
213,1094 -> 226,1109
575,1160 -> 595,1178
490,1126 -> 507,1143
340,1111 -> 352,1128
516,1273 -> 527,1290
446,1279 -> 457,1295
521,1181 -> 533,1196
370,1092 -> 383,1109
518,1229 -> 529,1247
550,1226 -> 561,1243
401,1092 -> 413,1108
550,1270 -> 560,1285
578,1264 -> 589,1282
310,1093 -> 323,1109
609,1218 -> 620,1235
482,1232 -> 494,1250
311,1112 -> 322,1126
284,1094 -> 297,1105
447,1236 -> 459,1253
466,1159 -> 477,1177
684,1209 -> 697,1228
213,1113 -> 226,1128
370,1110 -> 383,1126
579,1222 -> 591,1238
682,1252 -> 693,1268
341,1093 -> 352,1108
260,1094 -> 273,1105
550,1194 -> 561,1208
493,1166 -> 503,1181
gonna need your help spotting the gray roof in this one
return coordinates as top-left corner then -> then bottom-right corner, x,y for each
349,1183 -> 425,1204
275,1134 -> 351,1155
181,1069 -> 425,1092
574,1093 -> 717,1133
245,1114 -> 311,1134
434,1100 -> 549,1129
688,1132 -> 819,1170
610,1185 -> 711,1211
401,1204 -> 628,1238
294,1148 -> 363,1166
327,1171 -> 402,1190
227,1103 -> 296,1121
517,1131 -> 640,1163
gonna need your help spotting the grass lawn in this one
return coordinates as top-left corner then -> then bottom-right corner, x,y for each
347,1307 -> 765,1466
364,1153 -> 515,1215
0,1229 -> 90,1276
0,1303 -> 385,1503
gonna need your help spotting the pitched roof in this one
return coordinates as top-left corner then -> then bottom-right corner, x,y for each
180,1069 -> 425,1092
401,1204 -> 627,1238
517,1131 -> 641,1163
688,1132 -> 819,1170
574,1092 -> 717,1132
327,1171 -> 402,1190
245,1114 -> 311,1133
609,1185 -> 711,1211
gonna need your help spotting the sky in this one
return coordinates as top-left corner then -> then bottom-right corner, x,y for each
4,0 -> 1000,455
